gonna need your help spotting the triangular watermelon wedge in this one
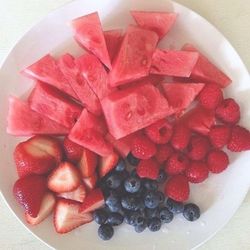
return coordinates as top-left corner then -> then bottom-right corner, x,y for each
130,11 -> 177,39
7,96 -> 69,136
71,12 -> 111,69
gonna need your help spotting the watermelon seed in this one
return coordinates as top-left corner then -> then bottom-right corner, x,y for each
125,112 -> 132,121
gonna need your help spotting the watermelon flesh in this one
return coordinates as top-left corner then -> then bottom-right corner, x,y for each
71,12 -> 111,69
182,44 -> 232,88
58,54 -> 102,115
28,82 -> 82,129
7,96 -> 69,136
21,54 -> 78,100
150,49 -> 199,77
104,29 -> 123,62
101,82 -> 173,139
130,11 -> 177,39
109,25 -> 159,87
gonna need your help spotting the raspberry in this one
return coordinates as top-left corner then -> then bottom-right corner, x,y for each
171,124 -> 191,150
187,135 -> 210,161
164,175 -> 190,202
136,158 -> 160,180
208,125 -> 231,149
185,161 -> 209,183
145,119 -> 173,144
198,83 -> 223,110
165,152 -> 189,175
131,134 -> 156,159
215,98 -> 240,124
207,150 -> 229,173
155,144 -> 174,164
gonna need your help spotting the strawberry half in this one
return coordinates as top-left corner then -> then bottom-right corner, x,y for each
57,184 -> 87,203
98,152 -> 119,178
79,148 -> 98,178
82,173 -> 98,191
63,137 -> 83,164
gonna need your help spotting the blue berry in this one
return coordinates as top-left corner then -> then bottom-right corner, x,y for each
124,177 -> 141,193
156,169 -> 167,183
183,203 -> 200,221
129,211 -> 145,226
144,191 -> 160,209
98,224 -> 114,240
157,191 -> 165,204
107,212 -> 124,226
159,207 -> 174,223
134,219 -> 147,233
93,209 -> 108,225
145,207 -> 160,219
127,152 -> 140,166
148,218 -> 161,232
105,193 -> 122,213
121,195 -> 142,211
120,170 -> 129,180
115,159 -> 126,172
165,198 -> 184,214
130,169 -> 139,178
143,179 -> 158,191
105,173 -> 122,189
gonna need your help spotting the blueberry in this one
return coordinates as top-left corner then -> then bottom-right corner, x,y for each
143,179 -> 158,191
130,169 -> 139,178
156,169 -> 167,183
159,207 -> 174,223
120,170 -> 129,181
124,210 -> 132,224
124,177 -> 141,193
115,159 -> 126,172
145,207 -> 160,219
147,218 -> 161,232
107,212 -> 124,226
98,224 -> 114,240
183,203 -> 200,221
105,193 -> 122,213
135,220 -> 147,233
93,209 -> 108,225
144,191 -> 160,209
165,198 -> 184,214
127,152 -> 140,166
125,210 -> 144,226
157,191 -> 165,204
121,195 -> 142,211
105,173 -> 122,189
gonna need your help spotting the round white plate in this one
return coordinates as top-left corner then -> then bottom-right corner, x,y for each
0,0 -> 250,249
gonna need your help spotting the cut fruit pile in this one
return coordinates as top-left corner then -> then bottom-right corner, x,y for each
7,10 -> 250,240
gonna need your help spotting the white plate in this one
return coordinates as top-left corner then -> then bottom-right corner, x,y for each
0,0 -> 250,249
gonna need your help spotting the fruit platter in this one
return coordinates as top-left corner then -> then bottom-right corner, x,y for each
0,0 -> 250,249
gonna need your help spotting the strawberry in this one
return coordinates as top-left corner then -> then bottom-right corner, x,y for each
48,162 -> 81,193
136,158 -> 160,180
98,152 -> 119,178
227,125 -> 250,152
131,134 -> 157,159
82,173 -> 98,190
155,144 -> 174,164
207,149 -> 229,173
165,152 -> 189,175
25,192 -> 56,225
57,184 -> 87,203
145,119 -> 173,144
164,175 -> 190,202
79,188 -> 104,213
13,175 -> 47,217
208,125 -> 231,149
54,199 -> 93,234
171,124 -> 191,150
79,148 -> 98,178
63,137 -> 83,163
215,98 -> 240,124
185,161 -> 209,183
198,83 -> 223,110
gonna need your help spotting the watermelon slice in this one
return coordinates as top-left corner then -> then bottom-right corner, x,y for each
21,54 -> 78,100
104,29 -> 123,62
109,25 -> 159,87
76,54 -> 114,99
182,44 -> 231,87
150,49 -> 199,77
71,12 -> 111,69
7,96 -> 69,136
101,82 -> 173,139
58,54 -> 102,115
161,83 -> 205,114
130,11 -> 177,39
28,82 -> 82,129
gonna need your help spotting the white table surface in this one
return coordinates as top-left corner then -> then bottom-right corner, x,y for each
0,0 -> 249,249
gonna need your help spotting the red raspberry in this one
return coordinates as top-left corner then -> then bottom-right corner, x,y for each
164,175 -> 190,202
171,124 -> 191,150
165,152 -> 189,175
187,135 -> 210,161
185,161 -> 209,183
227,125 -> 250,152
155,144 -> 174,164
215,98 -> 240,124
131,134 -> 156,159
136,158 -> 159,180
198,83 -> 223,110
145,119 -> 173,144
207,150 -> 229,173
208,125 -> 231,149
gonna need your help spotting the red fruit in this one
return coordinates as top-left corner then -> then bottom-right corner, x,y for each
58,184 -> 87,203
48,162 -> 81,193
165,152 -> 189,175
208,125 -> 231,149
79,188 -> 104,213
227,125 -> 250,152
145,119 -> 173,144
98,152 -> 119,178
207,150 -> 229,173
82,173 -> 97,191
215,98 -> 240,124
136,158 -> 160,180
164,175 -> 190,202
187,135 -> 210,161
54,199 -> 93,234
198,83 -> 223,110
63,137 -> 83,163
25,192 -> 56,225
79,149 -> 98,178
185,161 -> 209,183
13,175 -> 47,217
155,144 -> 174,163
171,124 -> 191,150
131,134 -> 157,160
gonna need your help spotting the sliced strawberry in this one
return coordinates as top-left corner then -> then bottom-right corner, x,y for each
98,152 -> 119,178
48,162 -> 81,193
57,184 -> 86,203
54,199 -> 93,234
82,173 -> 98,191
63,137 -> 83,163
79,148 -> 98,178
